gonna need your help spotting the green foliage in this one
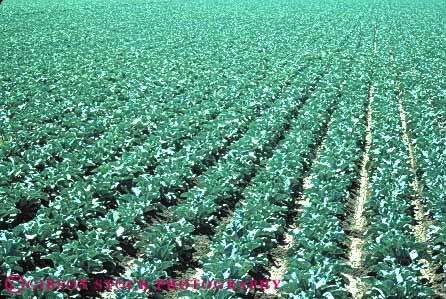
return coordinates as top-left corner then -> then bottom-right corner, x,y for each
1,1 -> 445,299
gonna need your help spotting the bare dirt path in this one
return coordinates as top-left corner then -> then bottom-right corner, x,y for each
265,80 -> 346,298
264,172 -> 315,297
343,83 -> 373,299
397,99 -> 441,296
343,25 -> 378,299
390,41 -> 441,297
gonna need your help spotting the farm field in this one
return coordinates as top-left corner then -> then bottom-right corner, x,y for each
1,0 -> 446,298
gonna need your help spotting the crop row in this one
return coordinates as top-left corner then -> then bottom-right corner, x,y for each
392,24 -> 446,289
1,0 -> 319,225
94,56 -> 326,294
360,38 -> 432,297
275,62 -> 368,299
1,19 -> 330,228
4,13 -> 357,299
181,22 -> 368,299
0,3 -> 335,231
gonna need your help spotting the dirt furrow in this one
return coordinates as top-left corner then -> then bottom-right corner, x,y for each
264,80 -> 345,298
343,83 -> 373,299
263,172 -> 315,298
397,101 -> 441,296
343,26 -> 378,299
398,102 -> 428,241
387,36 -> 443,295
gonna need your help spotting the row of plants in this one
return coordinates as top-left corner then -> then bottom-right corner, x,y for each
278,56 -> 369,299
177,22 -> 368,299
0,21 -> 330,285
78,54 -> 325,277
0,6 -> 360,298
2,11 -> 331,227
361,36 -> 432,298
1,0 -> 313,223
0,0 -> 336,230
392,25 -> 446,284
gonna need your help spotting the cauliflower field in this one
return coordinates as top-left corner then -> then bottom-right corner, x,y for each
1,0 -> 446,298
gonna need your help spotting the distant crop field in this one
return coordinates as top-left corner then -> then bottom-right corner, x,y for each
1,0 -> 446,298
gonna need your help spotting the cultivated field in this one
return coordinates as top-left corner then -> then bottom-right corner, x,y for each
1,0 -> 446,298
